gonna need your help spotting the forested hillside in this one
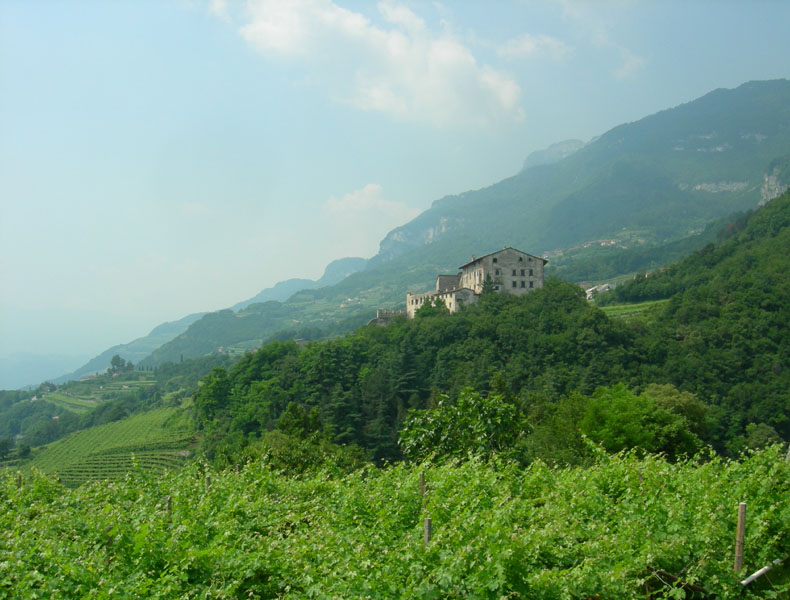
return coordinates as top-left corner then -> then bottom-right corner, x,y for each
192,192 -> 790,465
3,175 -> 790,600
0,354 -> 229,459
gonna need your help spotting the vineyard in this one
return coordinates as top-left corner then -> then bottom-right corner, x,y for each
37,377 -> 157,414
2,445 -> 788,598
30,407 -> 195,487
598,298 -> 669,320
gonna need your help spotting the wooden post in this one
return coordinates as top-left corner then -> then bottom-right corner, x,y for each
165,495 -> 172,521
423,517 -> 432,545
205,474 -> 211,492
734,502 -> 746,572
741,557 -> 786,587
16,474 -> 21,489
419,471 -> 426,499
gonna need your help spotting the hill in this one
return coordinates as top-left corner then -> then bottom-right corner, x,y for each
144,79 -> 790,366
52,312 -> 207,384
232,256 -> 367,311
30,405 -> 195,487
189,191 -> 790,465
596,190 -> 790,443
0,353 -> 229,460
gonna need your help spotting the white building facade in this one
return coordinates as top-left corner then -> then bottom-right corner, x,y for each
406,247 -> 547,318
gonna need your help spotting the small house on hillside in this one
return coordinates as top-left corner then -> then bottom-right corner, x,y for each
406,247 -> 547,318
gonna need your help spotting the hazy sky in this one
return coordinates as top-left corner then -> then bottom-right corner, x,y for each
2,0 -> 790,362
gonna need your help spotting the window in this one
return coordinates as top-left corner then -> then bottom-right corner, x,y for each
494,285 -> 500,291
518,257 -> 523,262
492,257 -> 497,263
520,281 -> 525,288
495,269 -> 500,275
529,269 -> 534,276
529,281 -> 534,288
511,269 -> 516,276
512,281 -> 517,288
520,269 -> 525,276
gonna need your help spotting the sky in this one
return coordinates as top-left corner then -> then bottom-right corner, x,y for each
1,0 -> 790,375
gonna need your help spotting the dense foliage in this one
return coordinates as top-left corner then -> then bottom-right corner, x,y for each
2,446 -> 788,598
195,280 -> 644,464
194,193 -> 790,465
598,191 -> 790,446
0,355 -> 230,457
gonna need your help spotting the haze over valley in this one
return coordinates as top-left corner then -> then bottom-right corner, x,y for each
3,4 -> 790,596
3,1 -> 790,388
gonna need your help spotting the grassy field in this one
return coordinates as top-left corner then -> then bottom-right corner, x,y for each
43,391 -> 99,413
31,406 -> 196,487
599,299 -> 669,320
38,375 -> 158,414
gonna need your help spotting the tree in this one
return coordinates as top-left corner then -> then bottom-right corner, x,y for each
414,298 -> 450,318
0,437 -> 12,460
399,388 -> 530,462
277,402 -> 323,440
110,354 -> 125,373
580,384 -> 702,460
481,274 -> 496,295
194,367 -> 230,422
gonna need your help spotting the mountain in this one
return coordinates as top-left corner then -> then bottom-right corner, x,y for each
232,257 -> 367,311
0,353 -> 86,390
53,312 -> 206,383
521,139 -> 585,170
192,191 -> 790,465
143,79 -> 790,366
375,79 -> 790,262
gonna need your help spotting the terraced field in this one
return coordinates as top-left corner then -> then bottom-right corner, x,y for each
32,407 -> 195,487
42,391 -> 99,413
40,377 -> 157,414
599,299 -> 669,320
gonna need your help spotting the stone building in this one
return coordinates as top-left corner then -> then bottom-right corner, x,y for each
406,247 -> 547,318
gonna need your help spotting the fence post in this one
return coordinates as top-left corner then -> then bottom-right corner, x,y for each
419,471 -> 426,499
734,502 -> 746,572
165,495 -> 172,521
16,474 -> 21,489
205,474 -> 211,492
424,517 -> 432,545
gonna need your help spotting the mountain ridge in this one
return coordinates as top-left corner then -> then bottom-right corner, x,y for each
140,79 -> 790,366
28,79 -> 790,374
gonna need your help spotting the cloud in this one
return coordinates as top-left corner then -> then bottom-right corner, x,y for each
497,33 -> 571,61
326,183 -> 417,221
612,46 -> 645,80
324,183 -> 420,257
209,0 -> 231,23
237,0 -> 523,128
554,0 -> 645,79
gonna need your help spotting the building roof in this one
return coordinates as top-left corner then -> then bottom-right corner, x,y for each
457,246 -> 548,269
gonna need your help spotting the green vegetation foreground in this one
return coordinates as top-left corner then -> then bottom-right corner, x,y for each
2,446 -> 788,598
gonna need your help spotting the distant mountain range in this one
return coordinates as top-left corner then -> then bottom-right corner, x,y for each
231,257 -> 367,311
38,79 -> 790,379
50,313 -> 207,383
49,258 -> 368,381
